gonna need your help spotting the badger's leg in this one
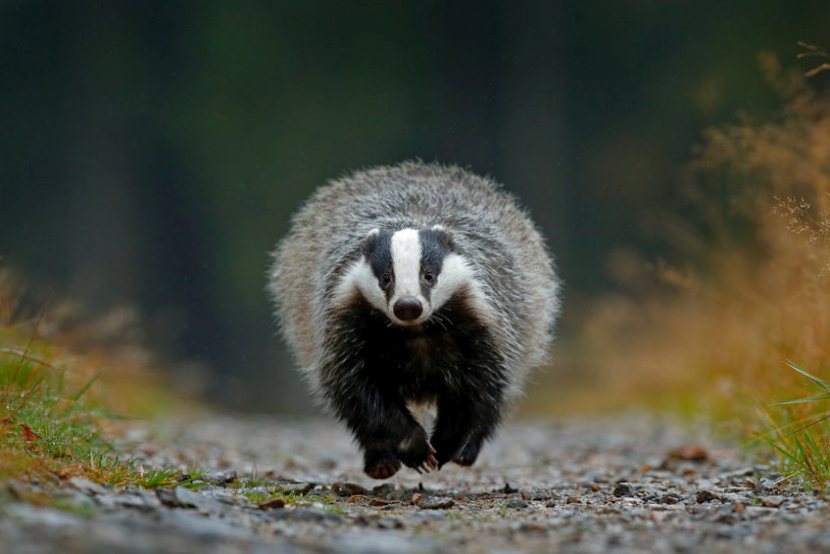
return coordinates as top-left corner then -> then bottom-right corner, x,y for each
452,421 -> 498,466
328,379 -> 437,478
452,431 -> 487,466
430,392 -> 503,468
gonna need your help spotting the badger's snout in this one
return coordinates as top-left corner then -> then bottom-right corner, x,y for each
393,297 -> 423,321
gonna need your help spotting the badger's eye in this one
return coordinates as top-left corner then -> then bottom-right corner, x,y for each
381,273 -> 391,285
424,271 -> 434,282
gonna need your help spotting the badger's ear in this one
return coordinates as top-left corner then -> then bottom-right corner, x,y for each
431,224 -> 455,251
362,228 -> 380,257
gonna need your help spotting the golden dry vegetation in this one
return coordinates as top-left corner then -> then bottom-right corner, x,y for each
530,51 -> 830,484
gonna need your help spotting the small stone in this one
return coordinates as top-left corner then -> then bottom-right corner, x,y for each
613,482 -> 636,497
67,477 -> 107,496
761,495 -> 786,508
525,489 -> 555,502
418,497 -> 454,510
721,467 -> 755,479
332,482 -> 369,497
115,494 -> 155,511
258,498 -> 286,510
696,489 -> 721,503
759,478 -> 779,493
502,482 -> 519,494
656,493 -> 682,505
410,493 -> 422,505
372,483 -> 396,495
283,482 -> 315,494
156,486 -> 202,509
667,445 -> 709,462
506,500 -> 528,509
202,470 -> 237,486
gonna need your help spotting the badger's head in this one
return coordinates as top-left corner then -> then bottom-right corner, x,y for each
335,226 -> 477,326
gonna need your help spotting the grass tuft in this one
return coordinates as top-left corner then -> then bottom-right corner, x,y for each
762,361 -> 830,488
0,271 -> 192,497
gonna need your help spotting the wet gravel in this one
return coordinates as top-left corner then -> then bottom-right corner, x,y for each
1,414 -> 829,553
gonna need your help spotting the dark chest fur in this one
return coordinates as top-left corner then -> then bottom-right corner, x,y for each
335,293 -> 503,403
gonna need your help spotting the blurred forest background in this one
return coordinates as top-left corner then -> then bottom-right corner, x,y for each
1,1 -> 829,413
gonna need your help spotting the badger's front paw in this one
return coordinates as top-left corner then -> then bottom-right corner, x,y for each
397,426 -> 438,474
430,427 -> 471,469
364,448 -> 401,479
453,435 -> 483,466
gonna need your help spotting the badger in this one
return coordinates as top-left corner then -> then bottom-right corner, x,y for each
268,161 -> 560,479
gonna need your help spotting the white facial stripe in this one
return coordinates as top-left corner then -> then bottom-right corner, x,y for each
334,259 -> 386,312
430,253 -> 471,309
431,253 -> 496,324
390,229 -> 422,299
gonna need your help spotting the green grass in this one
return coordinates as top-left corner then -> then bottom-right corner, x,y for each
1,338 -> 112,482
232,472 -> 339,508
762,361 -> 830,489
0,323 -> 190,494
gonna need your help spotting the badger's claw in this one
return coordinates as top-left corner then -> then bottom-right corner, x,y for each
397,425 -> 437,473
416,461 -> 433,474
426,452 -> 439,469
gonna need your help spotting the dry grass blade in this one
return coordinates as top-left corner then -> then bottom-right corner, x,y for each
805,63 -> 830,78
0,347 -> 63,374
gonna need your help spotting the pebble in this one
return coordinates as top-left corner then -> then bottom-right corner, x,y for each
696,489 -> 721,503
418,497 -> 455,510
656,493 -> 683,505
613,482 -> 636,497
761,496 -> 786,508
156,487 -> 203,509
202,469 -> 237,485
67,477 -> 107,496
332,482 -> 369,497
258,498 -> 286,510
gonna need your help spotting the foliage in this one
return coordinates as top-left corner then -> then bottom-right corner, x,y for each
534,50 -> 830,485
0,272 -> 183,492
762,362 -> 830,487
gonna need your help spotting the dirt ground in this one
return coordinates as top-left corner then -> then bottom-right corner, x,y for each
1,414 -> 829,554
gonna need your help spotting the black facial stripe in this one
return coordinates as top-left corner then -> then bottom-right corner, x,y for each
363,230 -> 395,300
418,229 -> 450,301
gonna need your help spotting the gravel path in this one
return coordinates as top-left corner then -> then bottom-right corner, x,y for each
1,414 -> 828,553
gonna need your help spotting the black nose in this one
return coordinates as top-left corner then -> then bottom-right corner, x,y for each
393,298 -> 423,321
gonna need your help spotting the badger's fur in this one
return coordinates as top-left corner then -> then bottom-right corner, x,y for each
268,161 -> 560,479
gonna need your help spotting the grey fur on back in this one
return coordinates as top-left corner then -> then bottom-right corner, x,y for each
268,161 -> 560,403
